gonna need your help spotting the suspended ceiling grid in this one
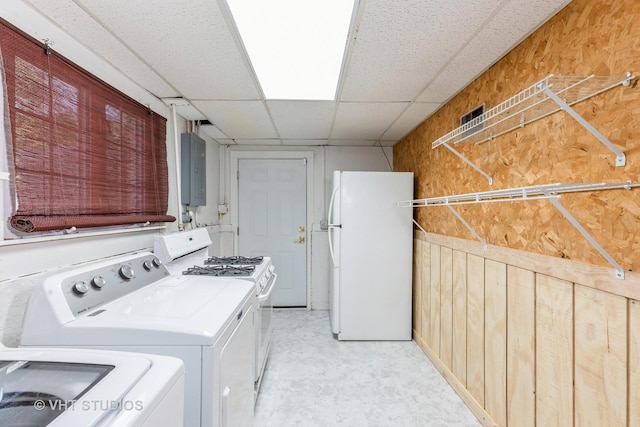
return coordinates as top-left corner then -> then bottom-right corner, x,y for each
17,0 -> 571,146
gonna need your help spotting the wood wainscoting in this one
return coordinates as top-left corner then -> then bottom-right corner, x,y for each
413,232 -> 640,427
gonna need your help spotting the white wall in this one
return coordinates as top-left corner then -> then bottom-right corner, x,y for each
218,144 -> 393,310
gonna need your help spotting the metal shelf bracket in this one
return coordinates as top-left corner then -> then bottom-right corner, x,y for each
543,191 -> 625,279
441,142 -> 493,185
539,80 -> 626,166
446,205 -> 488,250
413,219 -> 428,237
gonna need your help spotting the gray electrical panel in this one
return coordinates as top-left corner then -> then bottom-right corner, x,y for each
181,133 -> 206,206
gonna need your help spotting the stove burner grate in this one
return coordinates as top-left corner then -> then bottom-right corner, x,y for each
183,265 -> 255,277
205,256 -> 264,266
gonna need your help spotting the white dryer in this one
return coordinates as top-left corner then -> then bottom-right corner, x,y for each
19,251 -> 255,427
0,347 -> 184,427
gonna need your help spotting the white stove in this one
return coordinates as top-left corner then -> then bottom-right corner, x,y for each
154,229 -> 276,397
19,251 -> 255,427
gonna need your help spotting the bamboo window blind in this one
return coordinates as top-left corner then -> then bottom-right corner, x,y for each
0,20 -> 175,233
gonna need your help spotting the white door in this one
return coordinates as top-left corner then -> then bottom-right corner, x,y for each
238,159 -> 307,307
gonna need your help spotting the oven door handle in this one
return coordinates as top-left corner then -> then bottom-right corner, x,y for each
258,273 -> 277,303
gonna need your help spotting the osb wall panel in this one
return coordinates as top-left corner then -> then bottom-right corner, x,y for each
394,0 -> 640,271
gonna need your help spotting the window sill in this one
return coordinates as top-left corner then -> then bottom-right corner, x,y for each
0,224 -> 166,248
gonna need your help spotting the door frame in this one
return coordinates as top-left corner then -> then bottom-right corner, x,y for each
230,150 -> 314,309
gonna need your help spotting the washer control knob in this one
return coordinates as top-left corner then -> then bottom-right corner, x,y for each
91,276 -> 106,289
118,265 -> 135,280
152,257 -> 162,268
143,260 -> 153,271
72,281 -> 89,295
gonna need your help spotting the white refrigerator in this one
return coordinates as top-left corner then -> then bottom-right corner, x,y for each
328,171 -> 414,340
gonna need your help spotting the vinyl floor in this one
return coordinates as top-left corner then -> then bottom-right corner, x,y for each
253,309 -> 481,427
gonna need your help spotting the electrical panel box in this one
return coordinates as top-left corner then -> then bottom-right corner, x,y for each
181,133 -> 206,206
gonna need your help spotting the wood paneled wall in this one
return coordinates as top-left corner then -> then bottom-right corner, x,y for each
413,232 -> 640,426
397,2 -> 640,424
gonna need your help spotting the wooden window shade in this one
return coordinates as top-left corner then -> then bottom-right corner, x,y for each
0,21 -> 175,233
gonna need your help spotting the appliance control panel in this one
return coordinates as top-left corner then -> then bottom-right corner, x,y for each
60,253 -> 170,316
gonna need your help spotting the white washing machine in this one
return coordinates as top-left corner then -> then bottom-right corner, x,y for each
0,346 -> 184,427
19,251 -> 255,427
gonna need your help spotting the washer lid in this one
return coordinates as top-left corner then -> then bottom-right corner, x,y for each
0,349 -> 152,427
0,360 -> 113,426
21,275 -> 255,347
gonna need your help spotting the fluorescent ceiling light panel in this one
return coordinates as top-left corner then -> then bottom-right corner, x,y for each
227,0 -> 355,100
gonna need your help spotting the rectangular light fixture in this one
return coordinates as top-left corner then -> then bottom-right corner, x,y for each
226,0 -> 355,100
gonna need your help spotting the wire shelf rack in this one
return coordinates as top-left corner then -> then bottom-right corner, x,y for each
430,73 -> 635,184
432,74 -> 633,148
397,181 -> 640,279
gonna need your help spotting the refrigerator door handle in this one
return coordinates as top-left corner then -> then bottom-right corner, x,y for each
327,185 -> 340,267
327,185 -> 340,227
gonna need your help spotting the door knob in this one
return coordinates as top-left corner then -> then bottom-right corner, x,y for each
296,235 -> 305,244
298,226 -> 305,232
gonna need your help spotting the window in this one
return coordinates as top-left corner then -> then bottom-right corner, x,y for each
0,21 -> 175,234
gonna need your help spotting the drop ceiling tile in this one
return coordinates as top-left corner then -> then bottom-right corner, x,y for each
340,0 -> 502,102
192,100 -> 277,140
331,102 -> 409,140
381,102 -> 441,141
417,0 -> 571,103
74,0 -> 261,100
267,101 -> 336,139
161,98 -> 207,121
199,125 -> 229,141
22,0 -> 178,98
17,0 -> 572,147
